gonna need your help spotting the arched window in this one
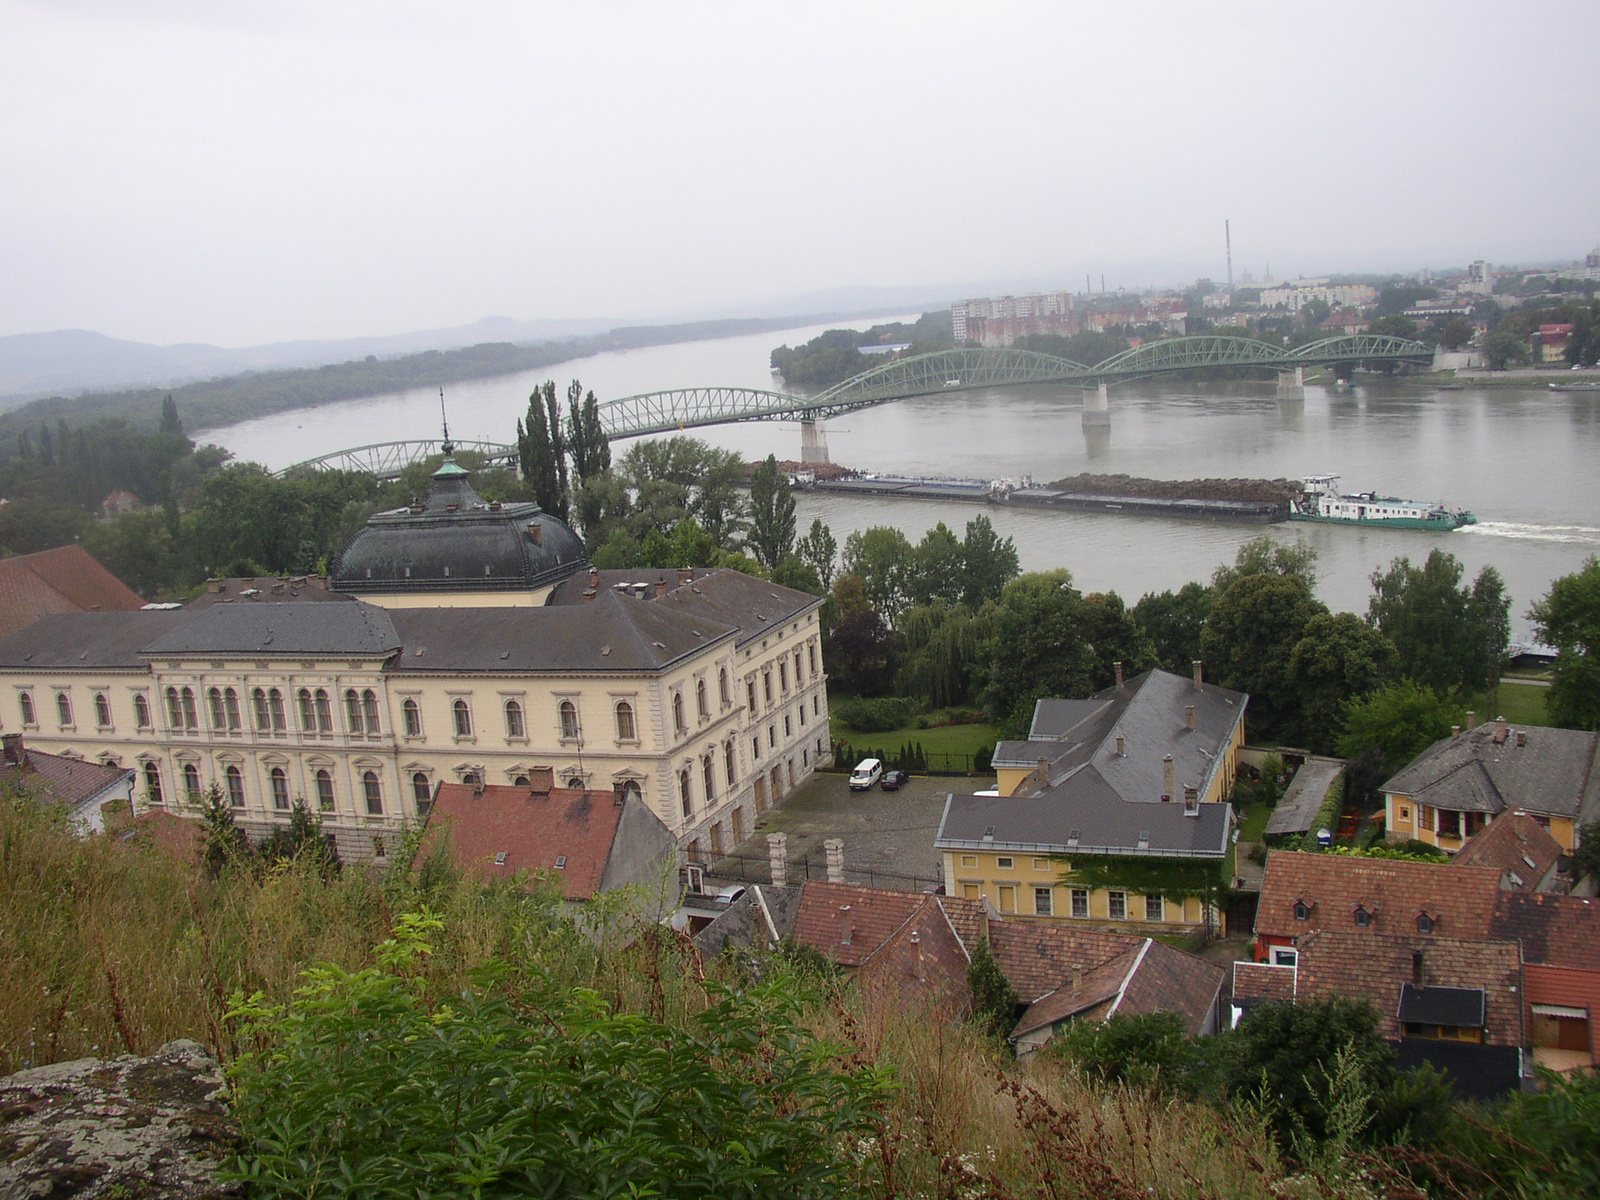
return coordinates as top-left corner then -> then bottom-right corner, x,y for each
702,754 -> 716,802
132,694 -> 150,729
223,688 -> 241,731
182,763 -> 200,799
19,691 -> 35,726
225,765 -> 245,807
566,776 -> 585,789
558,699 -> 580,740
411,772 -> 431,802
724,740 -> 737,788
362,771 -> 383,815
452,699 -> 473,737
270,767 -> 289,810
696,679 -> 709,721
617,779 -> 643,805
208,688 -> 226,729
56,692 -> 73,727
513,774 -> 530,787
505,699 -> 526,739
362,690 -> 380,734
313,690 -> 332,733
180,688 -> 198,731
461,771 -> 480,785
345,689 -> 364,735
143,762 -> 163,806
718,667 -> 730,707
614,700 -> 636,741
94,693 -> 111,728
252,688 -> 270,730
679,769 -> 693,819
315,769 -> 335,812
672,692 -> 685,733
268,689 -> 286,731
403,698 -> 422,737
297,688 -> 315,731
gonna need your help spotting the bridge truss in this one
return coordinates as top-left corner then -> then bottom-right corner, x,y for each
281,334 -> 1431,476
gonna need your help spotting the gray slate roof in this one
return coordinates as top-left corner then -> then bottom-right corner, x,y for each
1383,721 -> 1600,822
936,784 -> 1231,858
388,590 -> 736,674
143,603 -> 401,658
548,568 -> 820,647
0,611 -> 188,669
1264,755 -> 1346,837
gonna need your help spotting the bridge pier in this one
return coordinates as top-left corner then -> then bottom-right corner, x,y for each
1276,367 -> 1305,401
799,418 -> 831,464
1081,383 -> 1111,428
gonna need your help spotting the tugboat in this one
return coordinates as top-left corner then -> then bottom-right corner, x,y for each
1289,475 -> 1476,530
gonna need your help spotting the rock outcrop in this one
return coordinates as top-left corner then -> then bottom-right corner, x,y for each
0,1039 -> 239,1198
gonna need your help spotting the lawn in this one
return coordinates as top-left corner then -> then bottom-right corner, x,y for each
1465,680 -> 1550,728
828,716 -> 997,770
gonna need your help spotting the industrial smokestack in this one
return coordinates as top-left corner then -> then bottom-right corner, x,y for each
1225,219 -> 1234,293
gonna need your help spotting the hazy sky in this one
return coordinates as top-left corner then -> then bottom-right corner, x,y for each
3,0 -> 1597,346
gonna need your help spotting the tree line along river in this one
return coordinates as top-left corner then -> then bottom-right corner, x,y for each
210,315 -> 1600,640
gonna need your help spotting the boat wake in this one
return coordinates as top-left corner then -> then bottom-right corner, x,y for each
1457,522 -> 1600,545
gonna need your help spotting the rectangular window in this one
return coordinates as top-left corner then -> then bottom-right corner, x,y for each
1034,887 -> 1053,916
1032,858 -> 1050,871
1108,891 -> 1127,920
960,854 -> 977,867
1071,889 -> 1089,918
1145,894 -> 1164,922
997,884 -> 1016,914
995,855 -> 1014,870
962,882 -> 980,901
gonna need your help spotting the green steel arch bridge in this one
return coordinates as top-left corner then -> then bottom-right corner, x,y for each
279,334 -> 1430,476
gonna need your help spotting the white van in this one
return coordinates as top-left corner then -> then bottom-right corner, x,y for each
848,758 -> 884,790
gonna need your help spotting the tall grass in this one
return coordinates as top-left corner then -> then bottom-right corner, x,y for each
1,796 -> 1310,1196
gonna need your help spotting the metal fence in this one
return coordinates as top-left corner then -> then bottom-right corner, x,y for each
694,848 -> 941,894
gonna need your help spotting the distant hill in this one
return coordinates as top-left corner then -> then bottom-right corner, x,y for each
0,316 -> 621,405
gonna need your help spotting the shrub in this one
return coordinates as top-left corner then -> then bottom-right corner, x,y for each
832,695 -> 917,733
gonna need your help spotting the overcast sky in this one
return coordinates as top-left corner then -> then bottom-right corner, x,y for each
3,0 -> 1597,347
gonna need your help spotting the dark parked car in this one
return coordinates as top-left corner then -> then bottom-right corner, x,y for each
879,769 -> 909,791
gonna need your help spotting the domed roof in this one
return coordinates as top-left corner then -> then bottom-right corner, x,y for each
331,447 -> 586,596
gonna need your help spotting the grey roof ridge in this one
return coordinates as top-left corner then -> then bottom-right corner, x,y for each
1408,756 -> 1504,810
753,885 -> 781,946
1194,702 -> 1247,809
932,834 -> 1226,858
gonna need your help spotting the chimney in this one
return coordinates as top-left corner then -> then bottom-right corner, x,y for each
1071,967 -> 1084,993
1412,950 -> 1425,987
768,831 -> 789,888
1466,710 -> 1477,731
1192,660 -> 1203,689
530,521 -> 543,546
528,766 -> 554,794
678,567 -> 693,586
1185,704 -> 1195,731
911,930 -> 925,979
1115,734 -> 1125,757
1,733 -> 23,766
824,837 -> 845,885
206,578 -> 224,593
1516,730 -> 1527,748
838,904 -> 853,946
1163,754 -> 1175,801
583,586 -> 597,604
655,578 -> 668,598
1113,660 -> 1124,687
1183,785 -> 1200,816
1037,756 -> 1051,788
588,567 -> 599,589
1493,716 -> 1509,745
1451,725 -> 1461,739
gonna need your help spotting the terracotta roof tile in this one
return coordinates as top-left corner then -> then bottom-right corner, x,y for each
420,782 -> 629,900
792,881 -> 929,967
1294,930 -> 1523,1046
1013,937 -> 1224,1039
855,898 -> 974,1016
1257,850 -> 1501,942
1523,963 -> 1600,1066
0,546 -> 144,641
1490,892 -> 1600,971
1453,812 -> 1564,890
0,744 -> 132,809
1233,961 -> 1296,1004
985,921 -> 1143,1002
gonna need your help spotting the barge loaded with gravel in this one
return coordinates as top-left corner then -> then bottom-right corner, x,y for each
805,471 -> 1299,524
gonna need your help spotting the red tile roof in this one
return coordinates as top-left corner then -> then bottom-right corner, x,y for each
115,808 -> 203,866
1012,937 -> 1224,1039
792,881 -> 986,968
420,782 -> 629,900
0,742 -> 132,810
1233,961 -> 1297,1004
985,921 -> 1142,1002
1257,851 -> 1502,943
855,898 -> 974,1016
1490,893 -> 1600,971
1294,930 -> 1523,1046
1523,963 -> 1600,1066
1453,812 -> 1564,890
0,546 -> 144,640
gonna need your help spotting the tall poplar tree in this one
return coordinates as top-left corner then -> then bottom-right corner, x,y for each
746,454 -> 796,570
517,388 -> 566,520
566,379 -> 611,483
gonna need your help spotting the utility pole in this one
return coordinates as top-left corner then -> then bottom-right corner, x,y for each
1225,220 -> 1234,293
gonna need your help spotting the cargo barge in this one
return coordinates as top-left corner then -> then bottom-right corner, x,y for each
1289,475 -> 1475,530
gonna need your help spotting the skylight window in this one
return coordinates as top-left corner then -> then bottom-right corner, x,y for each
494,851 -> 507,866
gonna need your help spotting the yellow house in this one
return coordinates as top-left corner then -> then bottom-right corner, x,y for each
937,666 -> 1245,932
1384,716 -> 1598,855
0,451 -> 829,862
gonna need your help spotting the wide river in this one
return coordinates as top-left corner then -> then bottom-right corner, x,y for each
209,316 -> 1600,640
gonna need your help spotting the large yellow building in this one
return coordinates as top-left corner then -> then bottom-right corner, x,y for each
0,451 -> 828,862
936,666 -> 1246,932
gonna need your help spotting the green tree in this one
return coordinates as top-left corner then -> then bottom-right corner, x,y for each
80,509 -> 184,597
516,384 -> 566,519
907,521 -> 964,607
745,455 -> 796,569
1210,535 -> 1319,595
983,570 -> 1094,737
1048,1011 -> 1198,1094
1300,298 -> 1332,328
1132,582 -> 1215,676
1285,612 -> 1397,753
1336,680 -> 1464,773
1367,550 -> 1510,695
964,937 -> 1019,1040
1484,327 -> 1531,369
1079,592 -> 1157,689
794,518 -> 837,591
194,782 -> 250,877
1438,317 -> 1474,350
1368,314 -> 1418,339
959,513 -> 1020,607
1528,556 -> 1600,729
895,602 -> 992,709
1200,573 -> 1327,738
841,526 -> 916,621
564,380 -> 611,484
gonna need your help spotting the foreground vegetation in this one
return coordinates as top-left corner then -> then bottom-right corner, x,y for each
5,796 -> 1598,1198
